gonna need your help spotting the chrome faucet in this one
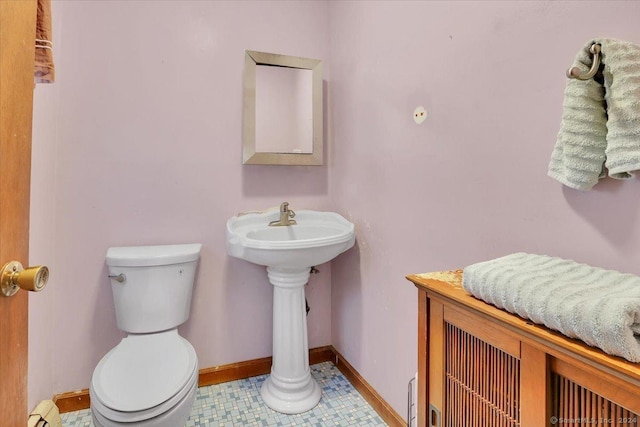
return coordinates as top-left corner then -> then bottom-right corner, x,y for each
269,202 -> 297,226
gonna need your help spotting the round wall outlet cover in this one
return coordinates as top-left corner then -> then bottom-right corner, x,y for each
413,106 -> 427,124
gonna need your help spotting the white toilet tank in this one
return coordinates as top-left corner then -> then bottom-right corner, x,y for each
106,243 -> 202,334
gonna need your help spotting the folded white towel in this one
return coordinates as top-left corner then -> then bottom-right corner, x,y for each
462,253 -> 640,363
548,38 -> 640,190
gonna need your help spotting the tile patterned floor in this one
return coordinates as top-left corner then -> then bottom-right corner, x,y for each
61,362 -> 388,426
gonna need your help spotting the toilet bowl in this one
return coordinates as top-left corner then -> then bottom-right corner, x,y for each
90,244 -> 202,427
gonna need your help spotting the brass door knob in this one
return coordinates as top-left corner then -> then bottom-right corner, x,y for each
1,261 -> 49,297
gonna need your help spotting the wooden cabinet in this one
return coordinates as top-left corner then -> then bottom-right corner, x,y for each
407,271 -> 640,427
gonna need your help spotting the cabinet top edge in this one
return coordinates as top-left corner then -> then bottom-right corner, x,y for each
406,270 -> 463,290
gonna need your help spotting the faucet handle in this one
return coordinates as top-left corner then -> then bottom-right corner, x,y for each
288,209 -> 296,218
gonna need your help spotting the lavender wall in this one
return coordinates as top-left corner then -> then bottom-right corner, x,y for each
329,0 -> 640,416
28,0 -> 332,410
29,0 -> 640,420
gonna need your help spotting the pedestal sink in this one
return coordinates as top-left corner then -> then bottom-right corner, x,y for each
226,207 -> 355,414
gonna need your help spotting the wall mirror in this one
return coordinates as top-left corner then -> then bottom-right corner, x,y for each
243,50 -> 323,165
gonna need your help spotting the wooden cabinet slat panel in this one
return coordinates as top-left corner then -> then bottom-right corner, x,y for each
550,370 -> 639,427
551,358 -> 640,415
444,322 -> 520,427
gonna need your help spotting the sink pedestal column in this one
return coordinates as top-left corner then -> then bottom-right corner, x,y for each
260,267 -> 321,414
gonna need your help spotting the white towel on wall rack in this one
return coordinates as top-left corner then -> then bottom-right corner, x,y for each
548,38 -> 640,190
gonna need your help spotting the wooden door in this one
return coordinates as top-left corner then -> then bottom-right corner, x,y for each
0,0 -> 38,424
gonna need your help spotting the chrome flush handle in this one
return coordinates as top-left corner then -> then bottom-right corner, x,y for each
108,273 -> 126,283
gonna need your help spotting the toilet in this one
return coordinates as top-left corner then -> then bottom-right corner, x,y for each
90,243 -> 202,427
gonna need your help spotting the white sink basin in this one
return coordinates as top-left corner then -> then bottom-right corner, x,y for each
226,208 -> 355,414
226,210 -> 355,269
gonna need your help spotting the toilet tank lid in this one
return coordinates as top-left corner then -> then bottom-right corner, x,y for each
106,243 -> 202,267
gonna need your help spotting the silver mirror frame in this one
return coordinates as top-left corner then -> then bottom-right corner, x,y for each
243,50 -> 323,165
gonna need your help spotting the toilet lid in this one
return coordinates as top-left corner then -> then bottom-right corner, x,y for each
92,330 -> 197,412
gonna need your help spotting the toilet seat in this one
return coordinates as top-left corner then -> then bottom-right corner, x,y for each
91,329 -> 197,423
90,363 -> 197,424
91,377 -> 197,427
